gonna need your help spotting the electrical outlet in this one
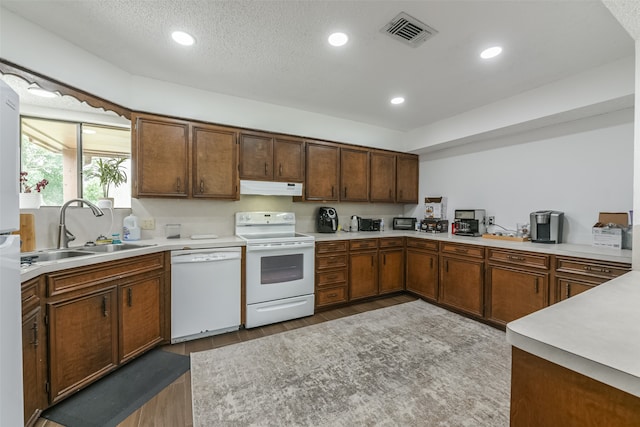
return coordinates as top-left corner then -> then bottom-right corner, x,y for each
141,218 -> 155,230
488,216 -> 495,225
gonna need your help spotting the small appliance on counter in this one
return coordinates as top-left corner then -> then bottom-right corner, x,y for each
453,209 -> 487,236
530,210 -> 564,243
421,219 -> 449,233
393,217 -> 417,230
359,218 -> 381,231
317,207 -> 338,233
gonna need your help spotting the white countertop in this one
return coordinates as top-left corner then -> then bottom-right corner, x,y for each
309,230 -> 632,264
507,270 -> 640,397
19,236 -> 245,282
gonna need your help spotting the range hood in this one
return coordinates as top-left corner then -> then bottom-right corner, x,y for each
240,180 -> 303,196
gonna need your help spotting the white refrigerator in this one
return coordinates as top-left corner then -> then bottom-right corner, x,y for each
0,80 -> 24,426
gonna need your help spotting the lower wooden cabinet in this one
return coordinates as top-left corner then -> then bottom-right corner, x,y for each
554,256 -> 631,303
556,277 -> 598,301
405,238 -> 439,301
48,287 -> 119,403
315,241 -> 349,308
439,243 -> 485,317
349,249 -> 378,300
486,265 -> 548,325
22,277 -> 47,426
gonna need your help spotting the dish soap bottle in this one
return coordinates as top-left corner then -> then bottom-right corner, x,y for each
123,214 -> 141,241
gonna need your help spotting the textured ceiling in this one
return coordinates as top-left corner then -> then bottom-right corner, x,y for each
2,0 -> 635,132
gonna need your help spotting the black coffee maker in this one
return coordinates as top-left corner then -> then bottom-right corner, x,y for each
317,207 -> 338,233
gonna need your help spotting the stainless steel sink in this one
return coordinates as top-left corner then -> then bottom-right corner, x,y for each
21,249 -> 94,263
80,243 -> 153,253
21,244 -> 155,264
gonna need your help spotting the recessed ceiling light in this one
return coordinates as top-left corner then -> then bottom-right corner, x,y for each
172,31 -> 195,46
480,46 -> 502,59
27,84 -> 58,98
328,32 -> 348,47
390,97 -> 405,105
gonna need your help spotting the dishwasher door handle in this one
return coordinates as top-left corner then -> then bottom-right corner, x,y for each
171,252 -> 241,264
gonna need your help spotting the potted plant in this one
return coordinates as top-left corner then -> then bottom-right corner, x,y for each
87,157 -> 128,204
19,171 -> 48,209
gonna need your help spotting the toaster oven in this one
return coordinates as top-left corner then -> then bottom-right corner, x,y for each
392,217 -> 417,230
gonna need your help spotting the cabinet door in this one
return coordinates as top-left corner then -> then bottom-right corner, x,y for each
239,132 -> 273,180
274,138 -> 304,182
379,248 -> 404,294
48,287 -> 118,403
406,249 -> 438,301
305,141 -> 339,201
349,251 -> 378,300
340,147 -> 369,202
22,307 -> 45,424
396,155 -> 418,203
487,265 -> 548,325
370,151 -> 396,203
192,125 -> 238,199
133,115 -> 189,197
557,277 -> 598,301
440,256 -> 484,317
119,273 -> 163,363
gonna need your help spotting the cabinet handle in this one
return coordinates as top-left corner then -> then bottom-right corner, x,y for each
199,179 -> 204,193
388,189 -> 392,199
327,274 -> 338,280
445,260 -> 449,272
176,177 -> 181,192
584,266 -> 612,274
279,164 -> 283,176
430,258 -> 433,269
264,162 -> 268,175
344,187 -> 347,198
127,288 -> 133,307
399,190 -> 403,199
383,254 -> 387,265
31,322 -> 38,347
507,255 -> 525,261
371,255 -> 374,266
327,257 -> 338,264
331,186 -> 335,197
534,278 -> 539,294
455,248 -> 468,254
102,295 -> 109,317
328,292 -> 338,298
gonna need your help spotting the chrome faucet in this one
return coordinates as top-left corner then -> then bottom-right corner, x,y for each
57,198 -> 104,249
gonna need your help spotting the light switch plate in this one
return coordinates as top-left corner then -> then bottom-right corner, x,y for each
141,218 -> 155,230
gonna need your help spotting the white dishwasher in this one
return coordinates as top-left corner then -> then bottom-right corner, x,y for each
170,247 -> 241,343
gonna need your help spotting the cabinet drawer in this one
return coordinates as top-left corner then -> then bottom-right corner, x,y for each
316,286 -> 348,307
316,241 -> 347,254
379,237 -> 404,248
316,254 -> 348,270
406,238 -> 438,251
488,249 -> 550,270
556,257 -> 630,280
350,239 -> 378,250
440,243 -> 484,259
47,253 -> 165,297
317,269 -> 347,287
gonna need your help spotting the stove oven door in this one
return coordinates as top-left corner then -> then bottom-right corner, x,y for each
245,241 -> 315,305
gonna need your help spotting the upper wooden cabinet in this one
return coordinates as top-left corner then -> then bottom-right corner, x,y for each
370,151 -> 396,203
396,154 -> 419,203
340,147 -> 369,202
132,114 -> 190,198
305,140 -> 340,201
239,131 -> 304,182
192,124 -> 239,199
132,113 -> 239,200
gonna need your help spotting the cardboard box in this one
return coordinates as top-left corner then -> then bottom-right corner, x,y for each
425,197 -> 447,219
592,212 -> 629,249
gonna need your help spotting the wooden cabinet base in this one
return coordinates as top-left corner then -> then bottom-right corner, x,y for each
510,347 -> 640,427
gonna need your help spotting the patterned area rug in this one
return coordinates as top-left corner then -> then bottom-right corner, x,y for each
190,300 -> 511,426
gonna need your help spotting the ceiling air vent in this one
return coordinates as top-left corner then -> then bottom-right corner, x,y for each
381,12 -> 438,48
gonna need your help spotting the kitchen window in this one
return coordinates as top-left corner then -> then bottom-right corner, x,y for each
20,116 -> 131,208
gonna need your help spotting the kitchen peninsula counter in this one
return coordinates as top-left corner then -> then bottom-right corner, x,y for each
309,230 -> 632,264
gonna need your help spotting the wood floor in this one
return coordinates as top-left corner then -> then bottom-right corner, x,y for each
35,294 -> 416,427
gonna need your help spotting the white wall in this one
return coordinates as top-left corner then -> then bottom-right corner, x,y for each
633,41 -> 640,268
406,109 -> 634,245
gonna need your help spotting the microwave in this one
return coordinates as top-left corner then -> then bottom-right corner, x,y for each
392,217 -> 417,230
